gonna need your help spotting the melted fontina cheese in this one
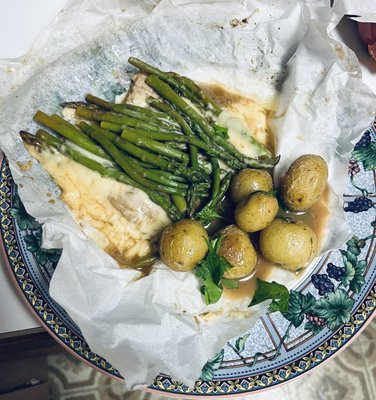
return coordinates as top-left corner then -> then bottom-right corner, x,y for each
27,146 -> 170,265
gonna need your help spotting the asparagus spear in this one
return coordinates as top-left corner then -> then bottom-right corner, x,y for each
145,76 -> 278,168
80,123 -> 192,180
210,158 -> 221,198
78,121 -> 117,142
67,121 -> 188,192
158,169 -> 187,183
132,254 -> 159,269
100,121 -> 123,133
146,97 -> 206,215
120,126 -> 177,142
33,111 -> 110,161
168,72 -> 222,115
128,58 -> 201,107
61,101 -> 102,111
36,129 -> 64,147
171,195 -> 188,213
196,172 -> 233,225
146,98 -> 199,166
46,125 -> 200,211
85,94 -> 178,126
37,128 -> 186,190
86,130 -> 188,196
115,138 -> 204,181
76,124 -> 166,172
125,158 -> 189,190
75,107 -> 180,135
85,95 -> 164,116
85,96 -> 177,128
20,131 -> 182,221
128,57 -> 222,115
120,129 -> 190,163
145,76 -> 214,134
120,126 -> 225,159
146,99 -> 256,170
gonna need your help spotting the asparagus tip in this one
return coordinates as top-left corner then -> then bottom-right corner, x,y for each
33,110 -> 48,122
273,154 -> 281,166
20,131 -> 42,148
60,101 -> 100,111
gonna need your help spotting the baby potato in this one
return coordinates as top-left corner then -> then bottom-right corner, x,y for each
234,192 -> 279,233
259,219 -> 317,270
281,154 -> 328,212
219,225 -> 257,280
230,169 -> 273,204
159,219 -> 208,272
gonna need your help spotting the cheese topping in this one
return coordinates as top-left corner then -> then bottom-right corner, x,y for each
27,146 -> 170,265
217,104 -> 269,159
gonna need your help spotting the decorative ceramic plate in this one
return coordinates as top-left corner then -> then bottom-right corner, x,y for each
1,123 -> 375,397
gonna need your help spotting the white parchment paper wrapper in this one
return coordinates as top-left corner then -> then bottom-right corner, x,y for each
0,0 -> 375,389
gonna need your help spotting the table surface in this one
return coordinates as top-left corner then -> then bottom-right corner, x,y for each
0,1 -> 375,337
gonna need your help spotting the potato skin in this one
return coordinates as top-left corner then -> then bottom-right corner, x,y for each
281,155 -> 328,212
230,169 -> 273,204
159,219 -> 208,272
219,225 -> 257,279
234,192 -> 279,233
259,219 -> 317,270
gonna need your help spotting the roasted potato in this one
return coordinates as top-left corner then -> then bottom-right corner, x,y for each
281,154 -> 328,212
219,225 -> 257,279
230,169 -> 273,204
159,219 -> 208,272
259,219 -> 317,270
234,192 -> 278,233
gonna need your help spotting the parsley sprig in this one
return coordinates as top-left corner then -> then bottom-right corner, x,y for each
195,238 -> 238,305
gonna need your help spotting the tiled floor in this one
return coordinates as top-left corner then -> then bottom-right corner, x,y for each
48,319 -> 376,400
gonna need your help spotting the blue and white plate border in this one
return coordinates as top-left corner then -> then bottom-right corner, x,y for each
0,121 -> 375,397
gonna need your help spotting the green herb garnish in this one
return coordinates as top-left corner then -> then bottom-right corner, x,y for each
195,238 -> 237,305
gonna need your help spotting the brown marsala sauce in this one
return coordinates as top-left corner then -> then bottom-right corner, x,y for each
199,83 -> 330,300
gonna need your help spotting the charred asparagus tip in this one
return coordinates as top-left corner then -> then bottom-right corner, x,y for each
19,131 -> 43,147
60,101 -> 101,111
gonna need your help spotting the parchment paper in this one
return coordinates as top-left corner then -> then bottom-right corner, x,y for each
0,0 -> 375,389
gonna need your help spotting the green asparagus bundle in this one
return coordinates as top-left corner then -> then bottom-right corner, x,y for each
21,57 -> 279,225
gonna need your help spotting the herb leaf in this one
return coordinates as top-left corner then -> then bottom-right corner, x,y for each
195,208 -> 224,226
248,279 -> 290,312
195,238 -> 235,305
201,279 -> 222,305
221,278 -> 239,289
213,124 -> 229,139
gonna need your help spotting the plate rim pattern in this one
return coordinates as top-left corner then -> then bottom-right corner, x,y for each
1,152 -> 375,397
